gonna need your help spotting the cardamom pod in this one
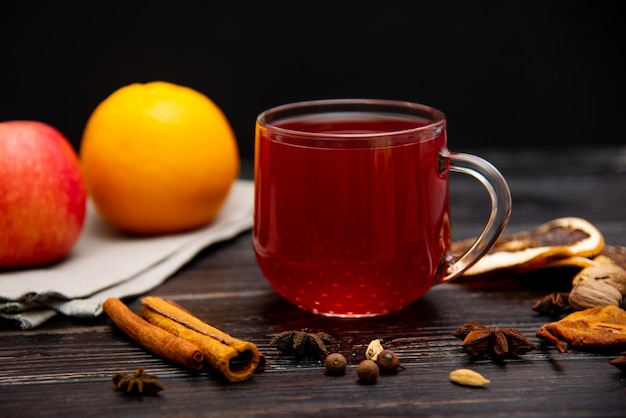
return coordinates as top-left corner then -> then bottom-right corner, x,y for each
449,368 -> 490,387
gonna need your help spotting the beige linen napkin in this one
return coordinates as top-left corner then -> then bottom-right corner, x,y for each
0,180 -> 254,329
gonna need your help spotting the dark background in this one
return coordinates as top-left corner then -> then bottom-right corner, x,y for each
1,1 -> 623,158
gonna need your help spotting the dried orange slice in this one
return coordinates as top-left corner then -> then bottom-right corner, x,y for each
531,245 -> 626,271
599,245 -> 626,270
537,256 -> 599,269
452,217 -> 605,277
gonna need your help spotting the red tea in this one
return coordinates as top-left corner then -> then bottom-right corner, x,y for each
253,111 -> 450,316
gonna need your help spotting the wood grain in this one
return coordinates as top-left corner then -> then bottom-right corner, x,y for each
1,146 -> 625,417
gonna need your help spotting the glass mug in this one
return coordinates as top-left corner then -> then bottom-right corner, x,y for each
253,99 -> 511,317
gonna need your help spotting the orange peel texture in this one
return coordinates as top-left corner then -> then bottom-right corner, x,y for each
452,217 -> 606,277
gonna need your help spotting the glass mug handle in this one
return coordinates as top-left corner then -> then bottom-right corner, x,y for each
440,151 -> 512,282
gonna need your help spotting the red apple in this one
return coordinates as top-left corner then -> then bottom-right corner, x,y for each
0,120 -> 87,268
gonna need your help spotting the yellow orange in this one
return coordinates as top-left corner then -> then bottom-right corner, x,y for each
80,81 -> 239,235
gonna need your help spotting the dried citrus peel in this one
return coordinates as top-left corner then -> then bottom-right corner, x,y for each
599,245 -> 626,270
452,217 -> 605,277
536,247 -> 624,270
538,256 -> 600,270
536,305 -> 626,352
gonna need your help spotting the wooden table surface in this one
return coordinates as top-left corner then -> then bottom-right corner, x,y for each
1,146 -> 626,417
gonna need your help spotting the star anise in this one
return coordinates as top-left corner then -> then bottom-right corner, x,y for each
112,367 -> 165,396
270,329 -> 333,358
532,292 -> 570,314
454,321 -> 536,361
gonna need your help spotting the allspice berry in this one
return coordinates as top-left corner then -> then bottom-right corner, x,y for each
357,359 -> 379,384
376,349 -> 403,374
325,352 -> 347,375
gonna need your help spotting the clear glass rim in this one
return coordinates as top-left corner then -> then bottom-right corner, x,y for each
256,98 -> 446,139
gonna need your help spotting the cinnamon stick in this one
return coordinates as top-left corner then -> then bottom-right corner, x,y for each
140,296 -> 261,382
102,297 -> 204,371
